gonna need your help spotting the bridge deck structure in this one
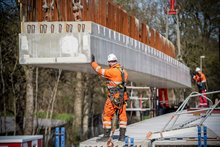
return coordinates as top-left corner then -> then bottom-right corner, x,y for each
19,0 -> 191,88
80,110 -> 220,147
19,21 -> 190,88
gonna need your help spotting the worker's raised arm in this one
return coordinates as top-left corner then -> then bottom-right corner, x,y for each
90,54 -> 111,79
91,61 -> 103,76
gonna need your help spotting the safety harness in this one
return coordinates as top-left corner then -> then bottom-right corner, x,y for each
108,67 -> 126,108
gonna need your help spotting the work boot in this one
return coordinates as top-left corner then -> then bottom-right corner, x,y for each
118,128 -> 126,141
96,128 -> 111,142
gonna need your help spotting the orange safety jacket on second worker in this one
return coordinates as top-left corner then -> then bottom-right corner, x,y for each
193,71 -> 206,91
91,62 -> 129,103
193,71 -> 208,106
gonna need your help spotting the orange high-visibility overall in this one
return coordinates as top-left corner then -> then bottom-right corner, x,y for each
193,71 -> 207,106
91,62 -> 128,129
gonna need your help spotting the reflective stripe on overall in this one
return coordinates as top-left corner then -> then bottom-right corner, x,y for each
91,62 -> 128,129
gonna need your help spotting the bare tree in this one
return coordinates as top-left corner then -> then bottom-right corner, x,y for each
82,74 -> 94,139
44,69 -> 62,146
0,44 -> 6,135
48,69 -> 62,134
24,66 -> 34,135
33,67 -> 39,135
73,72 -> 84,140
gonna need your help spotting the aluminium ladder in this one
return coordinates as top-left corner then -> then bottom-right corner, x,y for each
126,82 -> 154,120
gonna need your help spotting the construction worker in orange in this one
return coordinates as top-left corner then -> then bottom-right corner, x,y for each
91,53 -> 129,142
193,67 -> 208,107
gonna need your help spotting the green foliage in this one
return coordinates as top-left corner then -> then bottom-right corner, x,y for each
179,0 -> 220,93
0,111 -> 14,116
36,112 -> 74,122
143,115 -> 150,120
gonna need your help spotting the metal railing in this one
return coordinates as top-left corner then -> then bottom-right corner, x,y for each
161,90 -> 220,132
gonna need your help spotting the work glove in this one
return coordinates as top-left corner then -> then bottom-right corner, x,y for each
197,82 -> 202,87
193,75 -> 196,79
124,100 -> 128,106
91,54 -> 95,62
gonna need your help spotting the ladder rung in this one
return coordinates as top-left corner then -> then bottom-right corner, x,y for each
127,86 -> 150,90
129,97 -> 150,100
126,108 -> 151,111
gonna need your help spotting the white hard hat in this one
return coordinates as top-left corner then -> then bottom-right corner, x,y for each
107,53 -> 117,62
195,67 -> 201,72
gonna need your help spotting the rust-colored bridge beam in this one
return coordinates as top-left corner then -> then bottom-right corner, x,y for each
20,0 -> 176,58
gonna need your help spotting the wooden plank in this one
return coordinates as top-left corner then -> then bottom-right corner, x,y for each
52,0 -> 55,21
47,0 -> 52,21
63,0 -> 67,21
121,10 -> 129,36
88,0 -> 92,21
27,0 -> 30,21
164,36 -> 167,54
141,23 -> 147,44
116,6 -> 121,32
27,0 -> 31,21
155,31 -> 161,51
100,0 -> 106,26
129,16 -> 135,39
167,41 -> 171,56
32,0 -> 36,21
149,28 -> 155,48
91,0 -> 95,22
20,0 -> 24,22
168,41 -> 172,57
94,0 -> 98,23
87,0 -> 92,21
171,43 -> 176,57
64,0 -> 67,21
30,0 -> 33,21
161,36 -> 166,53
112,4 -> 117,31
66,0 -> 71,21
169,41 -> 174,57
60,0 -> 65,21
52,0 -> 58,21
81,0 -> 88,21
58,0 -> 63,21
65,0 -> 69,21
164,38 -> 169,55
134,17 -> 139,40
87,0 -> 95,21
24,0 -> 28,21
36,0 -> 42,21
153,29 -> 157,48
107,2 -> 113,29
159,34 -> 163,52
170,41 -> 173,57
59,0 -> 63,21
145,24 -> 149,45
119,8 -> 124,33
96,0 -> 101,24
110,2 -> 114,30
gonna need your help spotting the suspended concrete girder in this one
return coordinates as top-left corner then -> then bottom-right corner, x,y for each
19,21 -> 191,88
